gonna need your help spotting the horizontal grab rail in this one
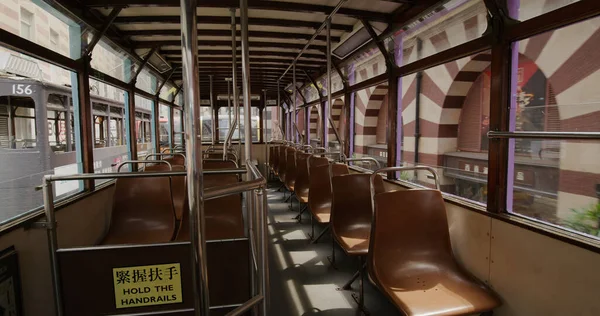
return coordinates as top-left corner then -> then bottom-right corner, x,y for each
226,295 -> 264,316
39,169 -> 249,184
487,131 -> 600,140
117,160 -> 171,172
145,153 -> 186,160
344,157 -> 381,168
371,166 -> 441,190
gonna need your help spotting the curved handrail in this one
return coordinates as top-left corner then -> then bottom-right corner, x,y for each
203,158 -> 239,168
301,145 -> 313,153
344,157 -> 381,169
116,160 -> 172,172
145,153 -> 187,161
369,165 -> 441,218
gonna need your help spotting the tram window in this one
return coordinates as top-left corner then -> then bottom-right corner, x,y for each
91,38 -> 140,83
199,107 -> 213,142
239,107 -> 260,142
0,96 -> 37,149
173,109 -> 182,146
265,107 -> 282,141
134,94 -> 155,160
159,104 -> 171,151
217,107 -> 232,141
506,17 -> 600,238
511,0 -> 580,21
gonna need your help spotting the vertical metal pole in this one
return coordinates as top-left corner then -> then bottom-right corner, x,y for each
209,75 -> 216,145
227,78 -> 232,134
255,188 -> 269,316
293,63 -> 297,143
180,0 -> 209,315
44,179 -> 63,316
326,18 -> 332,151
241,0 -> 252,161
277,81 -> 281,139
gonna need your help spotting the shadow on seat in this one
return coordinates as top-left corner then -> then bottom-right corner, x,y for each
370,189 -> 501,316
101,176 -> 176,245
331,173 -> 384,256
294,152 -> 312,204
284,147 -> 297,192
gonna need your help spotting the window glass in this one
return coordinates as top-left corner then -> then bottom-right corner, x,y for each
134,94 -> 154,160
343,42 -> 386,86
0,53 -> 83,222
507,18 -> 600,238
387,51 -> 491,205
200,107 -> 213,143
510,0 -> 580,21
159,104 -> 171,151
160,83 -> 176,101
397,0 -> 488,67
91,38 -> 140,82
218,106 -> 234,142
135,68 -> 158,95
3,0 -> 90,60
239,107 -> 260,142
173,108 -> 182,147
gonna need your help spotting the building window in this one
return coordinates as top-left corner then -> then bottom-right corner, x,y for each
20,8 -> 34,41
50,29 -> 59,51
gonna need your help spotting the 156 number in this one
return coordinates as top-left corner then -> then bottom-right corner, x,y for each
12,84 -> 33,95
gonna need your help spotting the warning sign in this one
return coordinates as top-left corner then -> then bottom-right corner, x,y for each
113,263 -> 182,309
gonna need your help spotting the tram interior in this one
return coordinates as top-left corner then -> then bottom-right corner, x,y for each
0,0 -> 599,315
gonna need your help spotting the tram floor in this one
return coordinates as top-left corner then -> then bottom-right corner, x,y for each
266,181 -> 400,316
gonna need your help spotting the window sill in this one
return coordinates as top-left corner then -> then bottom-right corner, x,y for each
347,165 -> 600,254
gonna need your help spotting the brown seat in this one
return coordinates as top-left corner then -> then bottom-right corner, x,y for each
269,146 -> 279,176
176,161 -> 244,241
164,155 -> 185,166
370,189 -> 501,316
144,163 -> 187,221
307,160 -> 349,224
284,147 -> 297,192
101,176 -> 176,245
277,146 -> 288,183
204,152 -> 236,160
330,173 -> 384,256
294,152 -> 311,203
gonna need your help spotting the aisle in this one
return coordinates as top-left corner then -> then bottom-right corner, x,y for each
265,182 -> 399,316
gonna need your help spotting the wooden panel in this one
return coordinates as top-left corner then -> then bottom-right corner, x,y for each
489,219 -> 600,316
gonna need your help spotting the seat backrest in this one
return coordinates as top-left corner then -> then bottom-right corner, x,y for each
278,146 -> 288,181
331,163 -> 349,177
272,146 -> 280,170
108,176 -> 176,243
170,165 -> 187,221
269,147 -> 275,168
330,173 -> 385,242
164,155 -> 185,166
310,156 -> 329,168
294,152 -> 311,197
369,189 -> 454,279
285,147 -> 297,188
308,164 -> 332,213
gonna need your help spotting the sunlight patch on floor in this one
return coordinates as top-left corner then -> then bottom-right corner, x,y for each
282,229 -> 308,241
303,284 -> 354,311
288,250 -> 320,266
286,279 -> 305,316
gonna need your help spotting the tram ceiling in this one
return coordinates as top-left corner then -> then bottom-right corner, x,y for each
57,0 -> 411,94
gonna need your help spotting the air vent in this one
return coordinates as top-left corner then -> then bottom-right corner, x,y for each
138,49 -> 172,74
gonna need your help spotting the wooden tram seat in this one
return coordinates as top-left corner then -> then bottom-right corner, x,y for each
101,176 -> 176,245
330,173 -> 384,255
284,147 -> 298,192
294,152 -> 312,203
307,160 -> 349,224
370,189 -> 501,316
176,160 -> 244,241
277,146 -> 288,183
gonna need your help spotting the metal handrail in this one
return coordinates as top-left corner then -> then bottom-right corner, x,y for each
117,160 -> 171,172
488,131 -> 600,140
313,146 -> 327,153
145,153 -> 187,161
301,145 -> 313,153
369,166 -> 442,220
344,157 -> 381,169
371,166 -> 441,190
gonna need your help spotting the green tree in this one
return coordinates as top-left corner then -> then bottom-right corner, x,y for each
563,202 -> 600,237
